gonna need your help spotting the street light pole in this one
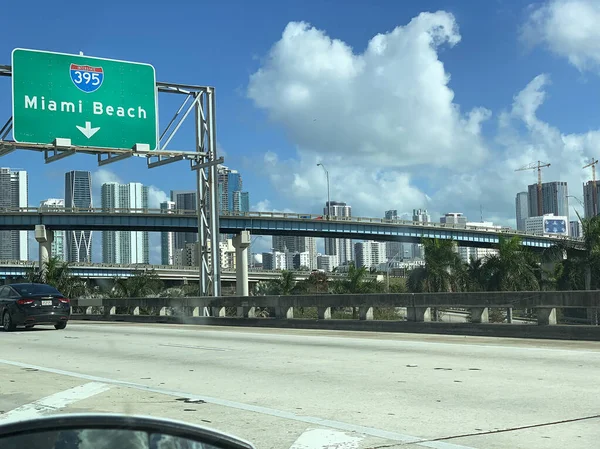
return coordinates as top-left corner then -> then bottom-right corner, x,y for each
317,163 -> 331,219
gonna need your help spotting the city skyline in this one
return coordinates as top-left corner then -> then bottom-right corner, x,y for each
0,162 -> 593,266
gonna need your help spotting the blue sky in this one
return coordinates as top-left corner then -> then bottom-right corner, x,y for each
2,0 -> 600,261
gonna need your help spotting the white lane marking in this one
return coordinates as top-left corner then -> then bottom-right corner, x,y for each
0,382 -> 111,424
0,359 -> 473,449
290,428 -> 363,449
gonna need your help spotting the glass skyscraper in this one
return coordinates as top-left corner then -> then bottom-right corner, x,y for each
515,192 -> 529,231
65,170 -> 93,263
527,181 -> 569,218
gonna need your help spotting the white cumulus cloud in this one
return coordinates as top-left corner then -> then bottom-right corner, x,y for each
248,14 -> 491,171
522,0 -> 600,73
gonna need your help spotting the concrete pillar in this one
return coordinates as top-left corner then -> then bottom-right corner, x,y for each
407,307 -> 431,322
537,308 -> 557,325
212,307 -> 226,317
470,307 -> 489,323
359,307 -> 374,320
318,307 -> 331,319
35,225 -> 53,273
506,308 -> 513,324
276,306 -> 294,319
233,231 -> 251,297
237,307 -> 256,318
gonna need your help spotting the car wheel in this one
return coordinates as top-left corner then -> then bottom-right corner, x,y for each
2,312 -> 16,332
54,321 -> 67,330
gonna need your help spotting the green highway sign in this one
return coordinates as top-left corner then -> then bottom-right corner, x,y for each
11,48 -> 158,150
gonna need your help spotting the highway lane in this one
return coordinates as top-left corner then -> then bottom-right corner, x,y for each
0,322 -> 599,449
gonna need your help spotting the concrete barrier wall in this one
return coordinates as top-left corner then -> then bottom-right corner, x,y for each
69,291 -> 600,341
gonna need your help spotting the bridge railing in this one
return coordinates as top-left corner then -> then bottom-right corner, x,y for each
71,291 -> 600,326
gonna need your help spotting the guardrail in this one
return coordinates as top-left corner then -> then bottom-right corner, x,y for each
72,291 -> 600,327
0,207 -> 581,242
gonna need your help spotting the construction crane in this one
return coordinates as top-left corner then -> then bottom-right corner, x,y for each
583,158 -> 599,217
515,160 -> 551,216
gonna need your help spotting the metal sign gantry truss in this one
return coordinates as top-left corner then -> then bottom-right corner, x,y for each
0,64 -> 221,297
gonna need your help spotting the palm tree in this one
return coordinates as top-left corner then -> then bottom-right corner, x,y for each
544,214 -> 600,289
408,238 -> 463,293
545,214 -> 600,323
482,236 -> 539,291
465,258 -> 486,292
27,257 -> 87,298
111,271 -> 164,298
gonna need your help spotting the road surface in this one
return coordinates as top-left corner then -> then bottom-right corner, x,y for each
1,322 -> 599,448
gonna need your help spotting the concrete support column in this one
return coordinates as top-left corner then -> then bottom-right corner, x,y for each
407,307 -> 431,322
212,307 -> 226,317
359,307 -> 374,320
470,307 -> 489,324
233,231 -> 251,297
35,225 -> 53,274
537,308 -> 557,325
237,306 -> 256,318
276,306 -> 294,319
318,307 -> 331,319
506,308 -> 513,324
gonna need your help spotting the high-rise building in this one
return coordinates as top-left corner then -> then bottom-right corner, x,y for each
570,220 -> 582,238
272,235 -> 318,269
39,199 -> 66,261
354,241 -> 386,269
0,168 -> 28,260
233,190 -> 250,213
384,210 -> 403,260
412,209 -> 431,259
171,190 -> 197,250
528,182 -> 569,218
160,200 -> 176,265
441,212 -> 467,225
217,165 -> 249,213
65,171 -> 93,263
324,201 -> 353,264
101,182 -> 149,264
515,192 -> 529,231
583,181 -> 600,219
317,254 -> 338,272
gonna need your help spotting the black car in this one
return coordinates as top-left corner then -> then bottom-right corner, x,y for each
0,283 -> 70,331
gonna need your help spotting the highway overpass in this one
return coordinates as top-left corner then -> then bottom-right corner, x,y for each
0,207 -> 579,248
0,259 -> 345,282
0,322 -> 598,449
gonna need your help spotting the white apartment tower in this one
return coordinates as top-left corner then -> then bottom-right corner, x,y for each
354,241 -> 387,269
324,201 -> 353,265
0,168 -> 28,260
39,199 -> 66,261
101,182 -> 149,264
